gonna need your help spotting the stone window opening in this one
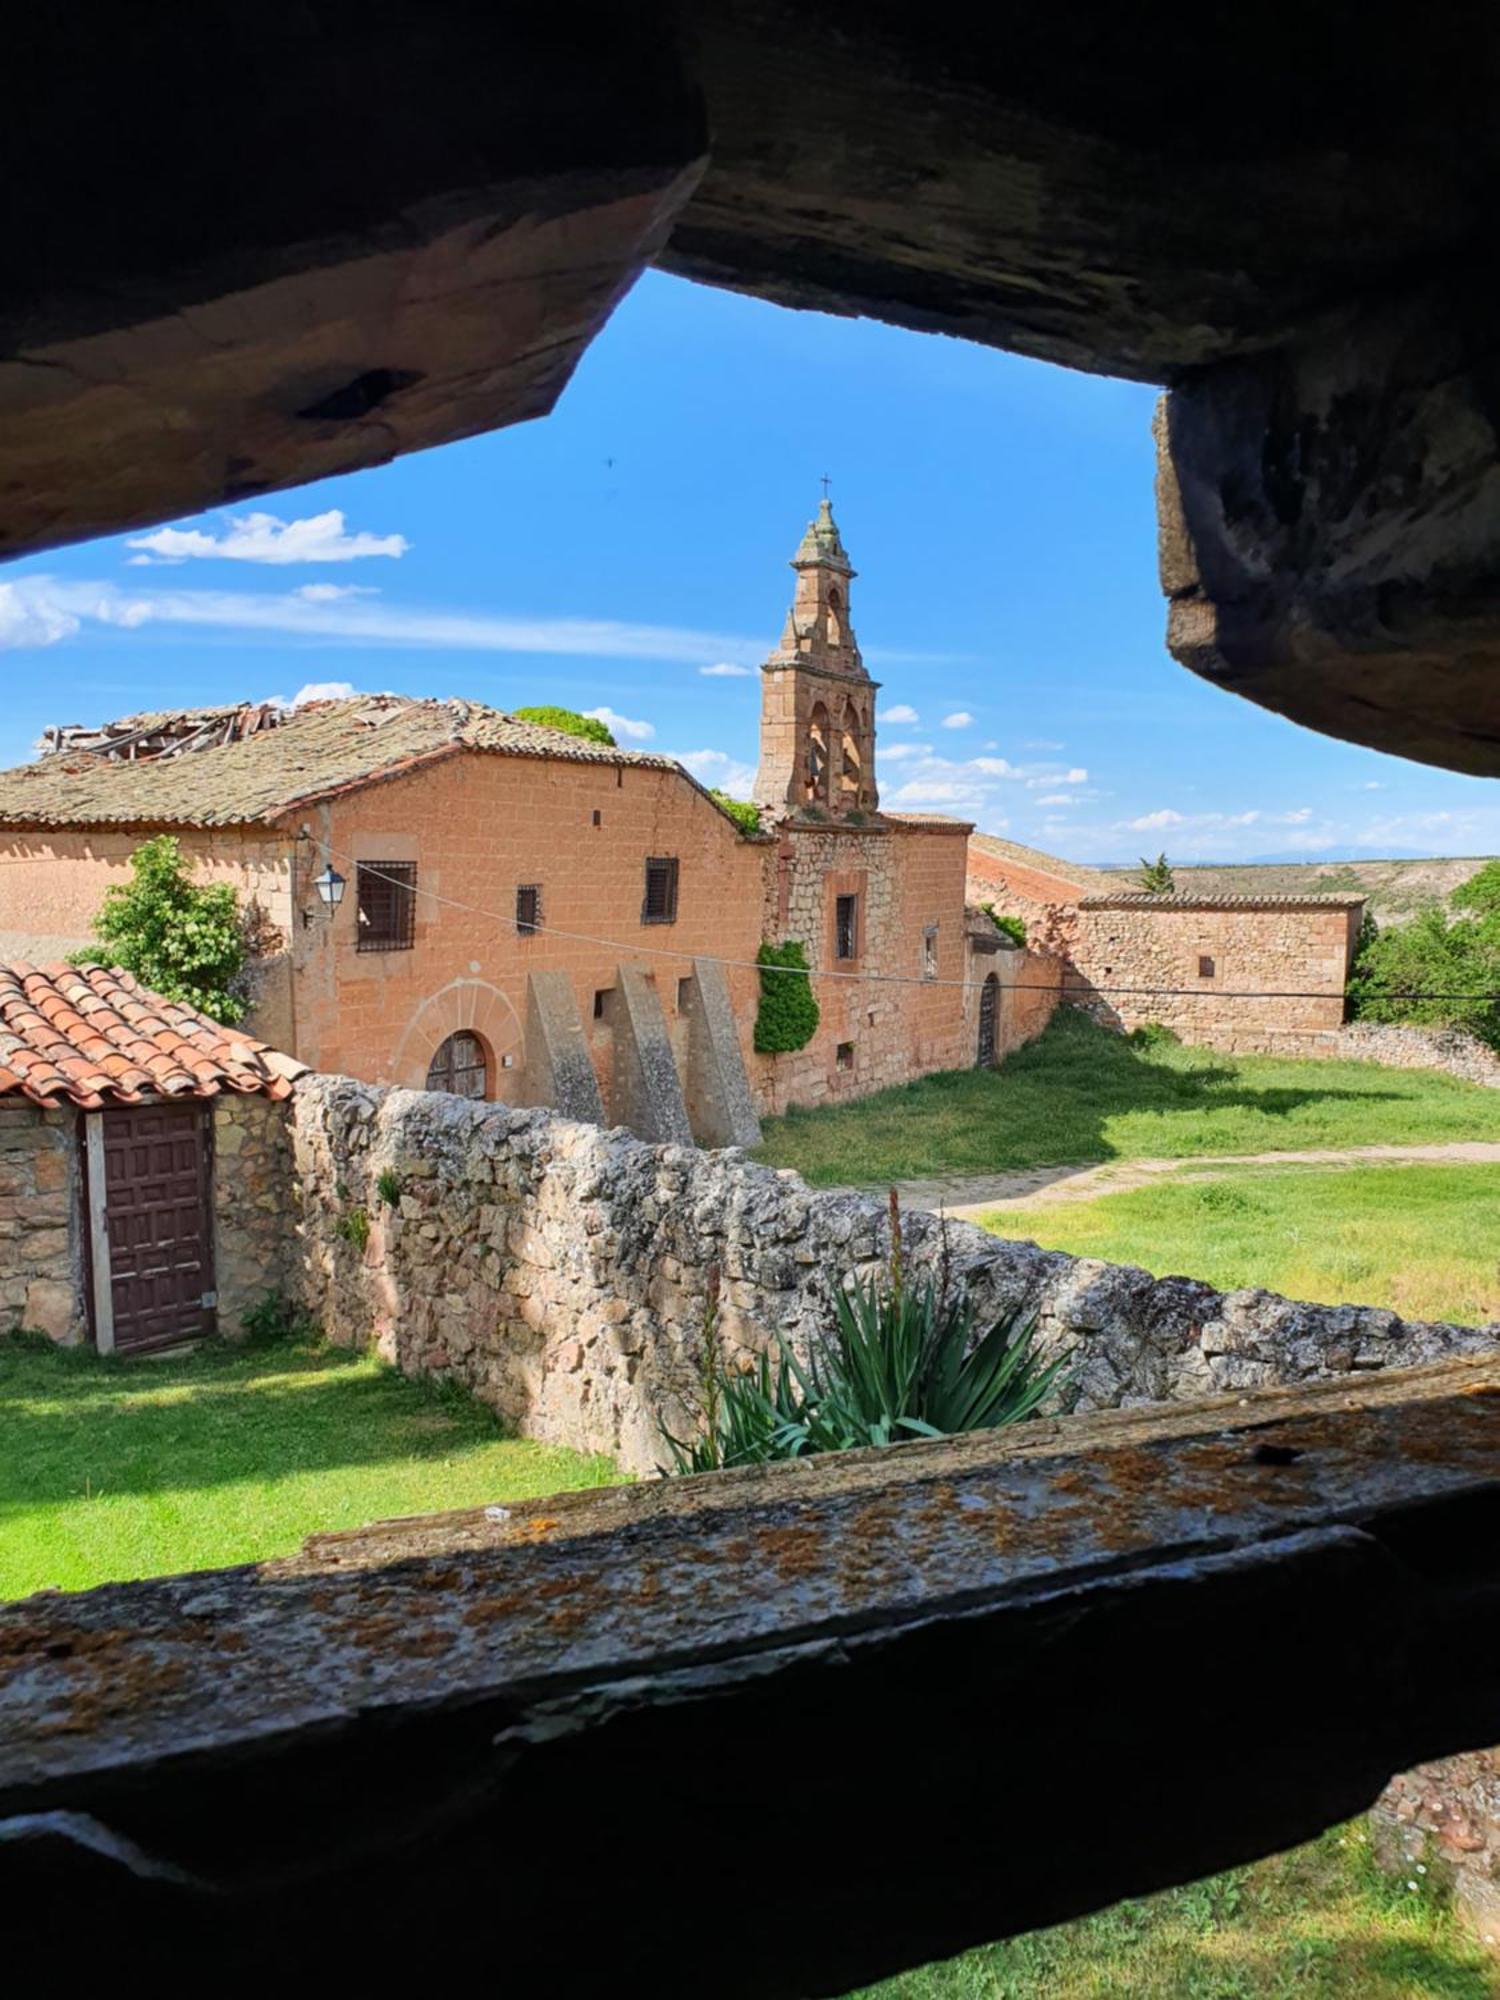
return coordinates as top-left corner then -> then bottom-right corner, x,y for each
1198,954 -> 1216,979
835,892 -> 859,962
593,988 -> 615,1024
835,1040 -> 855,1071
515,884 -> 541,937
805,702 -> 832,804
592,809 -> 602,827
642,856 -> 679,925
827,583 -> 846,647
837,704 -> 864,808
425,1029 -> 488,1100
676,976 -> 693,1013
923,924 -> 938,980
355,860 -> 417,952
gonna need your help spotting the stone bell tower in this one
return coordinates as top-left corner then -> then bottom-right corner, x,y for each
753,496 -> 880,817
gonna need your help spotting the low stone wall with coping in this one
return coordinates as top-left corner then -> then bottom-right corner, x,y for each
290,1074 -> 1499,1477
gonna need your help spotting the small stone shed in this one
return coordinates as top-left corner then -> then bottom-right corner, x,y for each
0,963 -> 303,1353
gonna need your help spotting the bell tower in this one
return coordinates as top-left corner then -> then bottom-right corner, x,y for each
753,496 -> 880,817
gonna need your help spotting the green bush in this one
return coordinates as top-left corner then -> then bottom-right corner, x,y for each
1127,1021 -> 1182,1052
754,938 -> 820,1054
73,833 -> 248,1024
709,789 -> 763,835
375,1168 -> 403,1208
664,1200 -> 1062,1472
980,902 -> 1027,946
1346,881 -> 1500,1050
512,705 -> 615,747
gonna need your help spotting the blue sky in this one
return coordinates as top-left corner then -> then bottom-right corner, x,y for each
1,270 -> 1495,864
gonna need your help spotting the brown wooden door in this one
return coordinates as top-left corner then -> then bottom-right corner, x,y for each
99,1104 -> 216,1353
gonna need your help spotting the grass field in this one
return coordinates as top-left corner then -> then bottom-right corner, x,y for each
980,1162 -> 1500,1326
755,1011 -> 1500,1187
855,1825 -> 1494,1999
0,1332 -> 617,1599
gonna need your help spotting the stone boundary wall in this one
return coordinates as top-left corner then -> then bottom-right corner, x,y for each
0,1103 -> 82,1342
1333,1022 -> 1500,1088
212,1095 -> 300,1332
289,1074 -> 1498,1476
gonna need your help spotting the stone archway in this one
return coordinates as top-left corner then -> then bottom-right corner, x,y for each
389,979 -> 522,1095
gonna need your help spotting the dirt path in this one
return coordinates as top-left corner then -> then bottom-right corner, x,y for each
846,1141 -> 1500,1223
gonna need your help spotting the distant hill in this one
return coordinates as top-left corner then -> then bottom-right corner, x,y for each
1096,856 -> 1494,925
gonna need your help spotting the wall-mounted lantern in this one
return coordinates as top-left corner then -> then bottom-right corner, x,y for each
313,863 -> 346,912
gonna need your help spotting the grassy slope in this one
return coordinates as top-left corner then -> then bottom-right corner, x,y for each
0,1334 -> 616,1598
856,1826 -> 1493,1999
981,1161 -> 1500,1326
756,1010 -> 1500,1188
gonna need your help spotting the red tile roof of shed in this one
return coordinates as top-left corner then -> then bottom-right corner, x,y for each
0,963 -> 306,1109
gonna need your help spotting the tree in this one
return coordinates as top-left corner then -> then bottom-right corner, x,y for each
709,789 -> 762,835
1346,890 -> 1500,1050
74,834 -> 248,1024
1138,852 -> 1176,894
512,705 -> 615,747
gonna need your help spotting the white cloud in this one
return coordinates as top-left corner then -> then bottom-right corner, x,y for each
700,662 -> 753,677
1064,767 -> 1088,785
0,575 -> 763,668
941,711 -> 973,729
0,581 -> 80,650
878,703 -> 920,724
889,780 -> 981,806
292,681 -> 359,707
1127,809 -> 1187,831
969,757 -> 1020,777
584,705 -> 655,743
1025,738 -> 1064,751
671,747 -> 758,796
294,582 -> 378,602
1036,793 -> 1075,806
879,742 -> 935,762
126,508 -> 409,566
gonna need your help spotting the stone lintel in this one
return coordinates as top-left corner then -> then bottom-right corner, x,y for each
609,967 -> 695,1145
0,1358 -> 1496,1989
679,957 -> 761,1149
514,970 -> 604,1125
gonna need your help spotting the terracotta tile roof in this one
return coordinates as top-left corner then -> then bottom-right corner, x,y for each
1077,891 -> 1367,911
0,696 -> 683,829
0,963 -> 306,1109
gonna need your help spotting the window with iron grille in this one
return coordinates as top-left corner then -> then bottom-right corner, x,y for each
426,1030 -> 487,1099
642,856 -> 679,925
835,893 -> 859,961
516,884 -> 541,937
356,861 -> 417,952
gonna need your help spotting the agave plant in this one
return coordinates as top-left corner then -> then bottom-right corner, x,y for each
661,1198 -> 1063,1473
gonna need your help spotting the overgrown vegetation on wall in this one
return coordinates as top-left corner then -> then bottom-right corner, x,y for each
753,939 -> 820,1053
73,833 -> 248,1024
980,901 -> 1027,946
1347,860 -> 1500,1049
512,705 -> 615,747
709,789 -> 762,835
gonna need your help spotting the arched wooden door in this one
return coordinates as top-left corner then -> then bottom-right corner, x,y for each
977,972 -> 998,1067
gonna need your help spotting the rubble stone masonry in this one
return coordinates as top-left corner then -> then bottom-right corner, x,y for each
0,1103 -> 83,1343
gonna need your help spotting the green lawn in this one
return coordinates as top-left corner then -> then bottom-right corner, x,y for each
855,1825 -> 1494,1999
0,1332 -> 617,1599
755,1011 -> 1500,1188
980,1162 -> 1500,1327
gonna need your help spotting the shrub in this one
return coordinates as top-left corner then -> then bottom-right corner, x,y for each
73,833 -> 247,1024
754,938 -> 820,1054
1127,1021 -> 1182,1052
241,1292 -> 315,1345
709,789 -> 763,835
981,902 -> 1027,946
512,705 -> 615,747
376,1168 -> 403,1208
1347,899 -> 1500,1050
663,1196 -> 1062,1472
1138,851 -> 1177,894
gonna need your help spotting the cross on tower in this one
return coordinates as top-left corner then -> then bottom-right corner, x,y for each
820,473 -> 832,499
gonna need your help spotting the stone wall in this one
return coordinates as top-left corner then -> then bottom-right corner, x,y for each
211,1094 -> 299,1333
289,1074 -> 1498,1476
1371,1752 -> 1500,1951
1332,1022 -> 1500,1088
0,1103 -> 83,1343
754,819 -> 971,1111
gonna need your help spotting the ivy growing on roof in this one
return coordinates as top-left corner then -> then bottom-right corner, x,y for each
754,939 -> 820,1054
71,833 -> 248,1026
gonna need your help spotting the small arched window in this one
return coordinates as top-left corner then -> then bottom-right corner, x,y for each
806,701 -> 832,803
827,584 -> 846,647
837,699 -> 864,807
426,1030 -> 488,1100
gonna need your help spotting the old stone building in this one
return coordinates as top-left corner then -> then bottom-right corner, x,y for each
0,501 -> 1022,1131
967,831 -> 1366,1054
